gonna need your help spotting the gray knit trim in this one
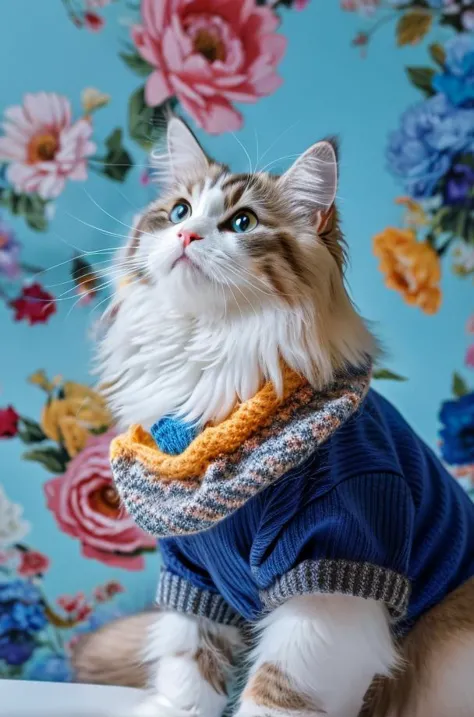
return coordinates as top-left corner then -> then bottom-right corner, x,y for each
157,571 -> 243,626
260,560 -> 411,620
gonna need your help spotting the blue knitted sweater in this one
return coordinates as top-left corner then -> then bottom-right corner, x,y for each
154,390 -> 474,634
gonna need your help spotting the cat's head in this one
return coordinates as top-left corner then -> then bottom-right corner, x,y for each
100,118 -> 376,427
123,117 -> 346,317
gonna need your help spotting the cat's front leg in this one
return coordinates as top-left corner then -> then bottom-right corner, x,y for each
131,610 -> 242,717
235,594 -> 398,717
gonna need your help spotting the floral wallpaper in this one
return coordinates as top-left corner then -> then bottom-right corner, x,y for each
0,0 -> 472,682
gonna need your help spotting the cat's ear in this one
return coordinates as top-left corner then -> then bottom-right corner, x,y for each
278,139 -> 338,232
167,117 -> 208,179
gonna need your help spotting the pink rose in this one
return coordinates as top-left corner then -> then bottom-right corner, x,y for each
44,430 -> 156,571
0,92 -> 96,199
17,550 -> 50,577
132,0 -> 286,134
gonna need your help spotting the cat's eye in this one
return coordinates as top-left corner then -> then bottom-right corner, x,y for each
230,210 -> 258,234
169,201 -> 192,224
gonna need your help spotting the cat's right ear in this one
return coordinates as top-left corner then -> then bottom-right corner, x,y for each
277,139 -> 338,232
166,117 -> 209,180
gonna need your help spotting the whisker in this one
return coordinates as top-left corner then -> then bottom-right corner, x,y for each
257,120 -> 301,172
259,153 -> 301,175
253,129 -> 260,175
231,132 -> 253,176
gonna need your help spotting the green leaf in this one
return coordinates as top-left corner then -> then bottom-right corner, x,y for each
429,43 -> 446,68
17,417 -> 47,444
22,447 -> 68,474
431,206 -> 464,236
397,10 -> 432,47
120,51 -> 154,78
452,372 -> 469,398
397,9 -> 433,47
372,369 -> 408,382
0,189 -> 48,232
405,67 -> 436,97
128,86 -> 176,150
100,128 -> 133,182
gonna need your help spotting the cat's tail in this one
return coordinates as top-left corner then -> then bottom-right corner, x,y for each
71,612 -> 156,688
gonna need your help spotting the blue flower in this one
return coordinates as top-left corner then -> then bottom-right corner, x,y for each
0,580 -> 47,666
443,161 -> 474,207
27,653 -> 72,682
0,633 -> 37,667
439,392 -> 474,466
433,34 -> 474,108
0,580 -> 42,604
387,94 -> 474,198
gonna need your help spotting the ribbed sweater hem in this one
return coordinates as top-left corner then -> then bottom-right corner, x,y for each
260,559 -> 411,620
157,570 -> 244,626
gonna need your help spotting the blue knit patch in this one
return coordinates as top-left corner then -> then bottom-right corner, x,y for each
150,416 -> 199,455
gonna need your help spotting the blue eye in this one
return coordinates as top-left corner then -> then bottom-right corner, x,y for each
230,210 -> 258,233
170,201 -> 191,223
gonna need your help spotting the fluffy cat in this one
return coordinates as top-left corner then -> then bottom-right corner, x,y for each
75,118 -> 474,717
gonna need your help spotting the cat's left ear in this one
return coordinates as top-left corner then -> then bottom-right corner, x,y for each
278,139 -> 338,232
167,117 -> 209,180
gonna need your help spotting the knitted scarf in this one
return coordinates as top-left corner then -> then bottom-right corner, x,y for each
110,363 -> 372,538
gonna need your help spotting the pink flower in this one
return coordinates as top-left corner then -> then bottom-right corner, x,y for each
131,0 -> 286,134
341,0 -> 379,13
44,430 -> 156,571
87,0 -> 112,7
466,315 -> 474,335
466,344 -> 474,369
0,93 -> 96,199
17,550 -> 50,577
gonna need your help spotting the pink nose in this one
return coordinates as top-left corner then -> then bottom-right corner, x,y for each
178,230 -> 203,248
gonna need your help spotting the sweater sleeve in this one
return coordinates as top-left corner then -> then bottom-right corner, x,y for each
252,473 -> 415,620
157,538 -> 242,626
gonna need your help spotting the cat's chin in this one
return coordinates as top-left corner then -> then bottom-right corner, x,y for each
159,263 -> 225,316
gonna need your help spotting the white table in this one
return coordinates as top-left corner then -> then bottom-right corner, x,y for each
0,679 -> 141,716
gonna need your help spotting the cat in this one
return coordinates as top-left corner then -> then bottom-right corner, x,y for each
74,117 -> 474,717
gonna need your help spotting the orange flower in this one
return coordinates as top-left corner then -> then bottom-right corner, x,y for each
41,381 -> 112,457
373,227 -> 441,314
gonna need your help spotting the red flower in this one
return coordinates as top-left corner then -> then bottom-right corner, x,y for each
93,586 -> 107,603
10,283 -> 56,325
17,550 -> 50,577
352,32 -> 369,46
76,603 -> 93,622
57,592 -> 91,619
57,594 -> 83,613
84,12 -> 104,31
104,580 -> 124,598
0,406 -> 19,438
